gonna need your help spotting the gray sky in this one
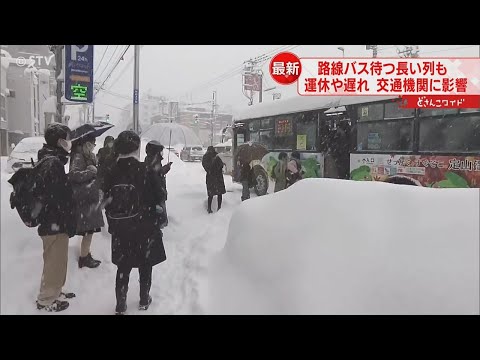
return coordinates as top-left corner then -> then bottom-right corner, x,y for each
92,45 -> 480,120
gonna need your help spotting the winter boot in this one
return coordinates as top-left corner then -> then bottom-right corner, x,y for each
139,281 -> 152,310
36,299 -> 69,312
79,253 -> 101,269
139,296 -> 152,311
115,284 -> 128,315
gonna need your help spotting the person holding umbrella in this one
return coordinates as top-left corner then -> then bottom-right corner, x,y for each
69,124 -> 105,268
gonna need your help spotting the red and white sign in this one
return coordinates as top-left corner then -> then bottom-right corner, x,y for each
269,52 -> 302,85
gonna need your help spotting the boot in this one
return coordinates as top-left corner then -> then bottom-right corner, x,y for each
115,285 -> 128,315
139,282 -> 152,311
37,299 -> 69,312
207,208 -> 213,214
79,253 -> 101,269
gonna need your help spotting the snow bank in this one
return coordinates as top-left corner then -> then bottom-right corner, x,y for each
210,179 -> 479,314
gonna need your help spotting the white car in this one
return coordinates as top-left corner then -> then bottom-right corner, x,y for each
7,137 -> 45,173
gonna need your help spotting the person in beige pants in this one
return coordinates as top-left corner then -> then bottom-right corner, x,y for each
35,123 -> 77,312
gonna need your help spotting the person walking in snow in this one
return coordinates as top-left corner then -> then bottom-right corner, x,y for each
286,151 -> 304,188
35,123 -> 76,312
239,159 -> 252,201
202,146 -> 226,213
144,140 -> 171,228
273,152 -> 288,193
102,131 -> 166,315
69,133 -> 104,269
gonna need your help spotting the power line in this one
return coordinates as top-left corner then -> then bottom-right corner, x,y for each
94,45 -> 109,77
96,45 -> 119,82
96,45 -> 131,95
107,45 -> 141,90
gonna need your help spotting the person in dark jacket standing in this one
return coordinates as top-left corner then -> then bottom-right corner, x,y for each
286,151 -> 304,188
144,140 -> 171,228
69,133 -> 104,268
239,159 -> 251,201
96,136 -> 115,190
202,146 -> 226,213
36,123 -> 76,312
103,131 -> 166,315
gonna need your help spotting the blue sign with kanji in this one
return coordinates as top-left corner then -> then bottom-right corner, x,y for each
64,45 -> 94,103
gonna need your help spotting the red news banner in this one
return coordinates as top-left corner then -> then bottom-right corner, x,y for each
269,53 -> 480,108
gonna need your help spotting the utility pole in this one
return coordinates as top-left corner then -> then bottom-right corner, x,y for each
133,45 -> 140,133
211,90 -> 216,146
258,72 -> 263,103
366,45 -> 378,58
51,45 -> 64,123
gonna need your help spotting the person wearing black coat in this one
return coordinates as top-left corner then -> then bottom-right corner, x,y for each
202,146 -> 226,213
144,140 -> 171,228
239,160 -> 251,201
103,131 -> 167,314
35,123 -> 76,312
96,136 -> 115,190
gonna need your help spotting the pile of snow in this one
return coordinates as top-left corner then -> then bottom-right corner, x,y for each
210,179 -> 479,314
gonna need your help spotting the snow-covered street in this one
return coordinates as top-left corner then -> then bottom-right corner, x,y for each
1,156 -> 241,315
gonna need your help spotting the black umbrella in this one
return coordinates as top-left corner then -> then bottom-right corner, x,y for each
234,142 -> 269,165
71,121 -> 114,142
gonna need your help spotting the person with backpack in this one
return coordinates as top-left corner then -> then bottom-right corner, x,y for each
286,151 -> 304,188
9,123 -> 76,312
239,159 -> 251,201
273,152 -> 288,193
202,146 -> 226,213
69,133 -> 104,269
102,131 -> 166,315
144,140 -> 171,229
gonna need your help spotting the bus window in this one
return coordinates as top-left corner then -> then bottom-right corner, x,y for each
259,130 -> 274,148
249,119 -> 260,132
419,114 -> 480,153
357,103 -> 384,121
250,131 -> 260,143
296,112 -> 317,151
357,120 -> 414,152
274,116 -> 295,150
385,101 -> 415,119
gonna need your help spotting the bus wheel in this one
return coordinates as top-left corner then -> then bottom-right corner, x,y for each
253,166 -> 268,196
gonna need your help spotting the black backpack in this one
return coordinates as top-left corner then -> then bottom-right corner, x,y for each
105,183 -> 141,223
8,157 -> 52,227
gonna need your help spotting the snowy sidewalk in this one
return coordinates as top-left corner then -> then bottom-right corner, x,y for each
1,159 -> 242,315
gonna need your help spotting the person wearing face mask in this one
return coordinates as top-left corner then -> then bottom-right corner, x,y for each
35,123 -> 76,312
96,136 -> 115,190
69,133 -> 104,269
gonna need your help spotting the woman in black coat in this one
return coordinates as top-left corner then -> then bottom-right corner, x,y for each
69,134 -> 104,269
202,146 -> 226,213
144,140 -> 171,228
103,131 -> 166,314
